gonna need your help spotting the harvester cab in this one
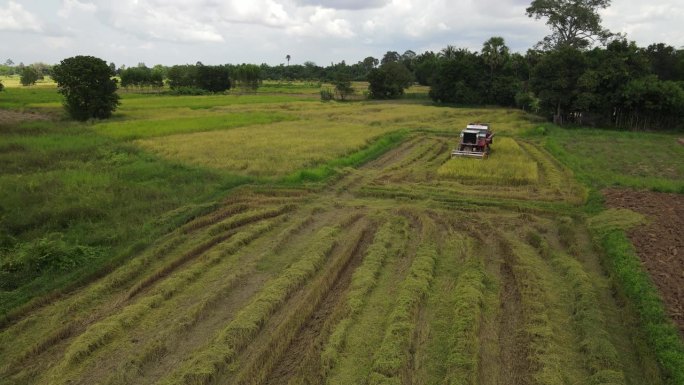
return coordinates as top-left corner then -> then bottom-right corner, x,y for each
451,123 -> 494,159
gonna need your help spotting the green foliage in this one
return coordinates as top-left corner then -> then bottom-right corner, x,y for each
195,64 -> 231,93
320,87 -> 334,101
20,66 -> 41,86
232,64 -> 262,92
0,233 -> 103,290
526,0 -> 612,49
544,125 -> 684,192
367,62 -> 413,99
120,65 -> 163,88
429,49 -> 485,104
52,55 -> 120,121
333,72 -> 354,101
166,64 -> 231,93
530,47 -> 586,121
0,79 -> 4,92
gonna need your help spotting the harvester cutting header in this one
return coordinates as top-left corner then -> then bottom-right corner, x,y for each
451,123 -> 494,159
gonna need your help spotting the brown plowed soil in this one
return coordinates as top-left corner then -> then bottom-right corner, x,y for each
602,188 -> 684,335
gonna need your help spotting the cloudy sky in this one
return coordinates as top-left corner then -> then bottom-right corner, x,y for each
1,0 -> 683,67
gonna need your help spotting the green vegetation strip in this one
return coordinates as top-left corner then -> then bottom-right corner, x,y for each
588,213 -> 684,385
282,129 -> 409,184
369,217 -> 437,384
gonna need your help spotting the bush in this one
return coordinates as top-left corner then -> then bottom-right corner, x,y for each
0,80 -> 4,92
320,88 -> 334,101
168,86 -> 209,96
52,55 -> 120,120
0,233 -> 102,290
20,66 -> 42,86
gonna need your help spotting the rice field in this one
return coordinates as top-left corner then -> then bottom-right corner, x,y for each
1,84 -> 681,385
437,137 -> 539,185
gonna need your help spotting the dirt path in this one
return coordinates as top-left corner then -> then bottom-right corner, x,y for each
603,188 -> 684,334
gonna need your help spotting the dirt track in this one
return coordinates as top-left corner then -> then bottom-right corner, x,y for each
603,188 -> 684,335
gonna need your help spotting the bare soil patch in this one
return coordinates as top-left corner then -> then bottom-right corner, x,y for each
603,188 -> 684,334
0,109 -> 51,125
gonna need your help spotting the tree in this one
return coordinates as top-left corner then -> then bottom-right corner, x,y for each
333,71 -> 354,101
4,58 -> 13,66
439,45 -> 458,60
196,65 -> 231,92
529,47 -> 586,123
429,49 -> 486,104
526,0 -> 612,49
644,43 -> 681,81
0,80 -> 4,92
232,64 -> 262,92
482,37 -> 509,76
286,54 -> 291,66
109,62 -> 116,74
362,56 -> 379,72
381,51 -> 401,65
52,56 -> 120,121
367,62 -> 413,99
414,51 -> 439,86
20,66 -> 41,86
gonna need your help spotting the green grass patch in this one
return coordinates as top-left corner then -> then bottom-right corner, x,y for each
543,125 -> 684,193
0,87 -> 62,109
0,121 -> 251,317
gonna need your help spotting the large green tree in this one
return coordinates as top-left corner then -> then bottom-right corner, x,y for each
526,0 -> 612,49
52,56 -> 120,121
367,62 -> 413,99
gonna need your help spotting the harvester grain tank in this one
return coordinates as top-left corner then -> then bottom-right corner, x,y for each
451,123 -> 494,159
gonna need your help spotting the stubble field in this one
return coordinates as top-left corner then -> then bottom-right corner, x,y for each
0,83 -> 682,385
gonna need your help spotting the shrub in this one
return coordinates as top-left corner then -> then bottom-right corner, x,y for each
320,88 -> 334,101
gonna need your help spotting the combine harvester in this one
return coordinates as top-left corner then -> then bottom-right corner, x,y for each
451,123 -> 494,159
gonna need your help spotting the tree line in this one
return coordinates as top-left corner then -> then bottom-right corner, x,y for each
7,0 -> 684,129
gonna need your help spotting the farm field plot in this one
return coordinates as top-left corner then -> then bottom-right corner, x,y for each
1,86 -> 682,385
0,130 -> 670,385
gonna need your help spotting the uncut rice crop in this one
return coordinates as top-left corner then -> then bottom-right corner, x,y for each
437,137 -> 538,185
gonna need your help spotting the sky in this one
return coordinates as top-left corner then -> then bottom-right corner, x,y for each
1,0 -> 683,67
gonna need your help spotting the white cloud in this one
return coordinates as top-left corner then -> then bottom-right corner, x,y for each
2,0 -> 683,66
0,1 -> 42,32
294,0 -> 390,10
58,0 -> 96,18
96,0 -> 225,43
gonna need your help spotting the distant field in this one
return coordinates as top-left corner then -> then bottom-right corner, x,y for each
1,83 -> 682,385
